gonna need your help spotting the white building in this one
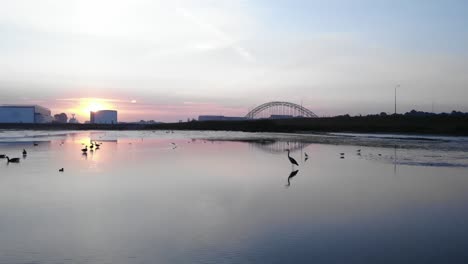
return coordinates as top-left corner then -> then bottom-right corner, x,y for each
0,105 -> 53,123
90,110 -> 117,124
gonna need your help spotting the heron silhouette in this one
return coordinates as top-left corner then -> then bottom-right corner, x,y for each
286,149 -> 299,169
286,170 -> 299,187
6,156 -> 20,163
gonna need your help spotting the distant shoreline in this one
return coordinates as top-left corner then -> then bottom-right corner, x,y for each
1,116 -> 467,136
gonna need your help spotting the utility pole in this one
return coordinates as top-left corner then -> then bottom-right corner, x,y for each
394,84 -> 400,115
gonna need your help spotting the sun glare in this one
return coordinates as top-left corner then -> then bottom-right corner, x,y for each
87,102 -> 105,112
70,98 -> 113,120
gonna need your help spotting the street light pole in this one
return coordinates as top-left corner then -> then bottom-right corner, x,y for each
394,84 -> 400,115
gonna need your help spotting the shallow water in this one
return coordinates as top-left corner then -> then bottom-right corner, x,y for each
1,130 -> 468,264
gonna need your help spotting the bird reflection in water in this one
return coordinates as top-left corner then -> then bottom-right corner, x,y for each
286,170 -> 299,188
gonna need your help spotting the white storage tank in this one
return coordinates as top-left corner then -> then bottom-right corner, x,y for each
90,110 -> 118,124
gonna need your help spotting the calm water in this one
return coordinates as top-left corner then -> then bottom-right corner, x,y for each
1,130 -> 468,264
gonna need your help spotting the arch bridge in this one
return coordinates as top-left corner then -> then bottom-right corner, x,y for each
246,101 -> 318,119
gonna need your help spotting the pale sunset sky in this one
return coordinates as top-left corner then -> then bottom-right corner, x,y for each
1,0 -> 467,122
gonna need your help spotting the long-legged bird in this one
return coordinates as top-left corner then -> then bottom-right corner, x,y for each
286,149 -> 299,168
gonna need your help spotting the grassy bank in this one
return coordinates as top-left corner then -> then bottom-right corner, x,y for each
1,115 -> 468,135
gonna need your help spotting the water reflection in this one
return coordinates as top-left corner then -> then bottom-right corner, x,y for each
1,131 -> 468,263
393,145 -> 398,176
285,170 -> 299,188
249,140 -> 310,154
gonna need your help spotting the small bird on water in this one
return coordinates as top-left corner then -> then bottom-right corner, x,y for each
59,168 -> 64,172
22,149 -> 27,155
6,156 -> 20,163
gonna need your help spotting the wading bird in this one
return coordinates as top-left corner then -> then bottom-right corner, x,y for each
286,149 -> 299,168
6,156 -> 20,163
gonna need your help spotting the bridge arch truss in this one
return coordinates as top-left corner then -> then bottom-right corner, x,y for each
245,101 -> 318,119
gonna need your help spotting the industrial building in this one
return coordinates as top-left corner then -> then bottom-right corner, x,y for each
90,110 -> 118,124
268,115 -> 294,119
0,105 -> 53,123
198,115 -> 247,121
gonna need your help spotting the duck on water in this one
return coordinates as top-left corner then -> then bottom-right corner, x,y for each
6,156 -> 20,163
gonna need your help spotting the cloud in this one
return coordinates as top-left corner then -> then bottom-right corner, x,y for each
1,0 -> 468,119
175,5 -> 255,62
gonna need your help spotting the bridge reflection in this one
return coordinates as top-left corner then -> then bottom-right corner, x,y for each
248,140 -> 310,154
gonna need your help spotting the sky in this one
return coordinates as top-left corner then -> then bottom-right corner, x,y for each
1,0 -> 467,122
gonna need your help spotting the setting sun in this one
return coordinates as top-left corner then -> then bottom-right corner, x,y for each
87,101 -> 105,112
67,98 -> 114,120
